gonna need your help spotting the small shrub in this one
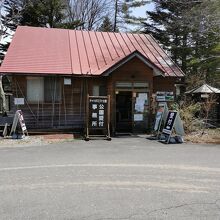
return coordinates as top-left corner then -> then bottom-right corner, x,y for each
172,102 -> 202,134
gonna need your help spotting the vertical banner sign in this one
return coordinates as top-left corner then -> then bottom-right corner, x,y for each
162,111 -> 177,135
89,97 -> 108,129
17,110 -> 27,132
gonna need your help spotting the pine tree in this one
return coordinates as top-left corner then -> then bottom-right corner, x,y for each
143,0 -> 220,87
186,0 -> 220,87
20,0 -> 66,28
0,0 -> 24,60
99,16 -> 114,32
144,0 -> 200,72
113,0 -> 147,32
0,0 -> 80,60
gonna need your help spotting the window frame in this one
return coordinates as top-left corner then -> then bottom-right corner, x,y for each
26,76 -> 62,104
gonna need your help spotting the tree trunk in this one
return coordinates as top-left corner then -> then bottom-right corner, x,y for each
113,0 -> 118,32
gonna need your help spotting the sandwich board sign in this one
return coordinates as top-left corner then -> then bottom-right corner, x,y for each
162,111 -> 177,135
174,113 -> 185,136
153,102 -> 168,138
10,110 -> 28,137
85,95 -> 111,141
162,110 -> 184,143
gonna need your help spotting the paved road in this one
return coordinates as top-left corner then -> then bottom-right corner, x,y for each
0,137 -> 220,219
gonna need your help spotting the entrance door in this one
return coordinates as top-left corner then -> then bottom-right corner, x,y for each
116,91 -> 132,132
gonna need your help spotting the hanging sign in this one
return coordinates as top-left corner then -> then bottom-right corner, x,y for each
156,91 -> 174,102
64,78 -> 71,85
14,98 -> 24,105
156,91 -> 166,102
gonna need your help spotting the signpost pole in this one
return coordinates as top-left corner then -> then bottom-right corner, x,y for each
85,94 -> 89,141
107,95 -> 111,140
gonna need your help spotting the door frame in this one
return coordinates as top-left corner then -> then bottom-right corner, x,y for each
115,90 -> 133,132
114,86 -> 150,133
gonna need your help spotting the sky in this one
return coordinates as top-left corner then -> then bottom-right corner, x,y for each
133,2 -> 155,18
0,2 -> 155,44
127,2 -> 155,32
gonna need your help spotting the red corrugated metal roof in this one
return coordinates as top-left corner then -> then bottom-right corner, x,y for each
0,26 -> 184,77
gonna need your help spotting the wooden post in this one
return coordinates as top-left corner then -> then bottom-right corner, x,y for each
85,94 -> 89,141
107,95 -> 111,140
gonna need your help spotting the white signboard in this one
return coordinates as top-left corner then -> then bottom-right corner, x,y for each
156,91 -> 174,101
64,78 -> 71,85
134,114 -> 143,121
135,93 -> 148,113
14,98 -> 24,105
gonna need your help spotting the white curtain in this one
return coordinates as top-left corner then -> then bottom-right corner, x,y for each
27,77 -> 44,102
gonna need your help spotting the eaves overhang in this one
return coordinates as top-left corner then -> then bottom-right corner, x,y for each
101,50 -> 165,77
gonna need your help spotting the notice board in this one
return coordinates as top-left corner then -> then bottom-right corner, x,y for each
86,95 -> 111,140
88,96 -> 108,129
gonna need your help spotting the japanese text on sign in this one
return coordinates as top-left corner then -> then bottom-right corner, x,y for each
162,111 -> 177,135
89,97 -> 108,129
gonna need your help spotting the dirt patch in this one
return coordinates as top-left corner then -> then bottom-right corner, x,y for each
41,134 -> 74,143
185,129 -> 220,144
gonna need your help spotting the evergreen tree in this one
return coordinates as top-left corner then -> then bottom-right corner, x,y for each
144,0 -> 200,72
20,0 -> 66,28
0,0 -> 24,60
113,0 -> 147,32
0,0 -> 81,60
99,16 -> 114,32
186,0 -> 220,87
143,0 -> 220,87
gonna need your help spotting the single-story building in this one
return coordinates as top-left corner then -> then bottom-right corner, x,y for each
185,83 -> 220,126
0,26 -> 184,133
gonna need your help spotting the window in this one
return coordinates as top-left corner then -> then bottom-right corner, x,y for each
27,77 -> 61,103
93,85 -> 99,96
44,77 -> 61,102
92,85 -> 107,96
27,77 -> 44,102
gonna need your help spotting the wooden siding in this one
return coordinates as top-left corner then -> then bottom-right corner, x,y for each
11,76 -> 86,130
9,57 -> 180,132
153,76 -> 178,93
107,57 -> 154,132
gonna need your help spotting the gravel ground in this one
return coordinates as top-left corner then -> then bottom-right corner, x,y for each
1,129 -> 219,148
0,134 -> 74,148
